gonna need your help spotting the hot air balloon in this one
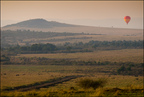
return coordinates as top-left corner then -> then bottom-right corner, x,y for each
124,16 -> 131,24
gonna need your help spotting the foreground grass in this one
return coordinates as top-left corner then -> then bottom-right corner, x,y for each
1,65 -> 143,89
1,87 -> 143,97
1,64 -> 143,97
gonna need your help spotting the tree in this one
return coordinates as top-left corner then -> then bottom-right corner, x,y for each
117,65 -> 126,74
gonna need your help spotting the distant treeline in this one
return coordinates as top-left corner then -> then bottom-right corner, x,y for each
58,40 -> 143,52
73,40 -> 143,49
2,40 -> 143,54
5,43 -> 57,54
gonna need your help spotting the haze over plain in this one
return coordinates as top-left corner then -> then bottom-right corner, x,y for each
1,1 -> 143,29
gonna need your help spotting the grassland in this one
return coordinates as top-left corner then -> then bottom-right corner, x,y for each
17,49 -> 143,63
20,34 -> 143,45
1,64 -> 143,97
1,49 -> 143,96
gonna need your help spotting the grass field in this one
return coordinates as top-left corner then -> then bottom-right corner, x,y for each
1,64 -> 143,89
22,34 -> 143,45
17,49 -> 143,63
1,65 -> 71,88
1,49 -> 143,96
1,64 -> 143,97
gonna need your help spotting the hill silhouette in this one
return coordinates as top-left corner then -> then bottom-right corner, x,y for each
2,18 -> 77,29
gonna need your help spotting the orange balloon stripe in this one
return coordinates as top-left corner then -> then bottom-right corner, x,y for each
124,19 -> 130,23
124,19 -> 130,22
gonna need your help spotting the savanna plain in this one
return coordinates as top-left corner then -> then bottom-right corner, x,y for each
1,30 -> 144,97
1,49 -> 143,97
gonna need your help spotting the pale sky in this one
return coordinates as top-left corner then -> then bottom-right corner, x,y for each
1,1 -> 143,29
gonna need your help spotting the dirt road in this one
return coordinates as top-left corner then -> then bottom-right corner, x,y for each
3,75 -> 82,92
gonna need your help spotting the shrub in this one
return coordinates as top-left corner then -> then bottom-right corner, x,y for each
77,78 -> 107,90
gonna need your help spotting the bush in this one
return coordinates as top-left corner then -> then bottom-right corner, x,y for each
77,78 -> 107,90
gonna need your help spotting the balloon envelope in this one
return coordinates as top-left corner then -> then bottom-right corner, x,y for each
124,16 -> 131,24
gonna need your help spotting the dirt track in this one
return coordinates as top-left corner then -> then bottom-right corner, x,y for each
3,75 -> 82,92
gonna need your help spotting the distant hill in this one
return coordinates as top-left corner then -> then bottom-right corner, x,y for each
2,18 -> 77,29
2,18 -> 143,36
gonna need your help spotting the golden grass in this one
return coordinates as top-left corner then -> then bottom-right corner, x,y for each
1,49 -> 143,95
1,69 -> 143,97
22,34 -> 143,45
17,49 -> 143,63
50,74 -> 143,90
1,71 -> 62,88
1,65 -> 74,88
1,64 -> 143,90
1,85 -> 143,97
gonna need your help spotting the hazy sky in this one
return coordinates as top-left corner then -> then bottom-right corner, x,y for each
1,1 -> 143,29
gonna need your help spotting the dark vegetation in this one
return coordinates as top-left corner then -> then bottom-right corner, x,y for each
77,78 -> 107,90
60,40 -> 143,52
7,43 -> 57,54
1,40 -> 143,54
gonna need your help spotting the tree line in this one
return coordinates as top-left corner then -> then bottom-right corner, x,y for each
2,40 -> 143,54
64,40 -> 143,50
6,43 -> 57,54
